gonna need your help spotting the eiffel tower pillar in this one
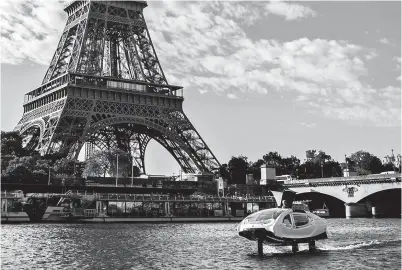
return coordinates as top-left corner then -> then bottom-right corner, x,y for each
14,1 -> 221,174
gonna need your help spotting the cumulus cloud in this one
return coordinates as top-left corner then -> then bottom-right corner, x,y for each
300,122 -> 316,128
395,56 -> 401,69
364,50 -> 378,61
227,93 -> 239,100
394,57 -> 401,81
0,0 -> 67,65
379,37 -> 393,45
146,2 -> 400,126
1,1 -> 400,127
265,0 -> 317,21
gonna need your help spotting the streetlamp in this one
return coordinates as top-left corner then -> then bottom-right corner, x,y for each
48,167 -> 51,185
321,161 -> 324,178
115,154 -> 119,187
304,159 -> 307,178
131,158 -> 134,187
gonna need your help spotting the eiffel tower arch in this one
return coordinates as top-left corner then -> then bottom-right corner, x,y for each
14,1 -> 220,174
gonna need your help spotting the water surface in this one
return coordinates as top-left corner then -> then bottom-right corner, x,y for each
2,218 -> 400,269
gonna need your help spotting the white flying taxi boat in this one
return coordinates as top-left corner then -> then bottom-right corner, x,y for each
237,190 -> 327,255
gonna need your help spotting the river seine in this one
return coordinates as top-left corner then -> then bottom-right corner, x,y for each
1,218 -> 400,269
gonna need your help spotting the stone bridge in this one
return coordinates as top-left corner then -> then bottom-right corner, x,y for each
283,173 -> 401,217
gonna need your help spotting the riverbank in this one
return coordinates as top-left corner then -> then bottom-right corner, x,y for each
1,216 -> 245,224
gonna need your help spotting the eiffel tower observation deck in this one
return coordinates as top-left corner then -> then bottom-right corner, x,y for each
14,0 -> 221,175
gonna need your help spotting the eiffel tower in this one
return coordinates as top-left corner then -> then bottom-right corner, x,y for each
14,0 -> 220,174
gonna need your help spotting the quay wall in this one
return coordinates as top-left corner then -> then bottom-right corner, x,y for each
2,217 -> 244,224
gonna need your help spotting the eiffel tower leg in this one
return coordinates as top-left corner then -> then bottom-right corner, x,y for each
152,136 -> 199,173
131,134 -> 151,175
161,108 -> 221,173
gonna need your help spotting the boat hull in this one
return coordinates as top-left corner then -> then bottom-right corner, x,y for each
237,208 -> 328,245
239,228 -> 328,245
312,209 -> 330,218
1,212 -> 31,223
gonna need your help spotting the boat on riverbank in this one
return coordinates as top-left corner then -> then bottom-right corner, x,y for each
1,191 -> 30,223
1,190 -> 277,223
312,203 -> 330,218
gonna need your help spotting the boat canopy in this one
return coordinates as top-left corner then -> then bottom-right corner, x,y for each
247,208 -> 288,222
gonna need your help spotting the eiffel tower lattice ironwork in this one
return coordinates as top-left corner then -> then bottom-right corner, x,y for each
14,0 -> 220,174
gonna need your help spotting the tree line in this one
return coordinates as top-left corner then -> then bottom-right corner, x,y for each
1,131 -> 140,183
1,130 -> 400,185
220,149 -> 400,185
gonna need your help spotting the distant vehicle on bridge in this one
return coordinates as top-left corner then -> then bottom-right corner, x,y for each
276,175 -> 293,183
379,171 -> 398,175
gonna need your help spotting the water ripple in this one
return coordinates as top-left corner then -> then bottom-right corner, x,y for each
1,219 -> 401,270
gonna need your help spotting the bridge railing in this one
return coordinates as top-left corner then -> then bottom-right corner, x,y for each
1,191 -> 25,199
93,193 -> 276,202
285,173 -> 401,185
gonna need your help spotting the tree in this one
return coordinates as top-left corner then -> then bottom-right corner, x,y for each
1,131 -> 39,156
348,150 -> 383,175
305,150 -> 317,161
219,164 -> 230,181
382,153 -> 401,172
260,152 -> 301,177
4,156 -> 36,183
306,149 -> 332,163
248,159 -> 265,180
83,148 -> 132,177
281,155 -> 300,176
300,150 -> 340,178
53,158 -> 77,177
228,155 -> 249,184
1,131 -> 26,157
108,149 -> 131,177
382,162 -> 395,172
262,152 -> 282,168
83,151 -> 110,177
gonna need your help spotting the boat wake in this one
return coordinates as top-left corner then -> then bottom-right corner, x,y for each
318,239 -> 401,251
247,239 -> 401,257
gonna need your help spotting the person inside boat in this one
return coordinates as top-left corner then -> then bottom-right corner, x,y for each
282,200 -> 289,208
283,214 -> 292,227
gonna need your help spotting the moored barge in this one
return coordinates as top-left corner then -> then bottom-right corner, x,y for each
1,190 -> 277,223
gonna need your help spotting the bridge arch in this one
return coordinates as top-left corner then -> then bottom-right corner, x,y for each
295,191 -> 346,217
358,187 -> 401,217
353,184 -> 401,203
288,185 -> 350,203
289,181 -> 401,204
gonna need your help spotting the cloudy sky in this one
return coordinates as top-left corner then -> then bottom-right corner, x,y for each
1,0 -> 401,175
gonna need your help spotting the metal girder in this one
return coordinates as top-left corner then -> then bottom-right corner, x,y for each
15,1 -> 221,174
130,133 -> 151,174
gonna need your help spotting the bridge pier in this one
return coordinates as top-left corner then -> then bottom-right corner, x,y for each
345,203 -> 368,218
371,206 -> 378,217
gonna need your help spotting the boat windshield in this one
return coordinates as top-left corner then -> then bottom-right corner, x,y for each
249,209 -> 287,221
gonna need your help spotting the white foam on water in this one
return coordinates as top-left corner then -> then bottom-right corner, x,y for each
318,240 -> 383,251
251,239 -> 400,255
262,245 -> 284,254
